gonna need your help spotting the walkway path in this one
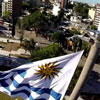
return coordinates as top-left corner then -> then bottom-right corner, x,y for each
0,48 -> 30,67
0,37 -> 20,43
0,54 -> 29,67
15,30 -> 52,47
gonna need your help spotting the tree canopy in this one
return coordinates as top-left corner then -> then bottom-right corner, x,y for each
74,3 -> 89,18
51,31 -> 66,45
23,11 -> 48,35
22,1 -> 30,10
3,11 -> 11,21
21,38 -> 35,54
90,25 -> 97,30
30,43 -> 64,61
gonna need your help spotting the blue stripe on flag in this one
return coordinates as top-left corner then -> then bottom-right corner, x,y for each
11,83 -> 61,100
0,70 -> 61,100
6,86 -> 11,92
11,89 -> 31,97
0,69 -> 27,78
13,80 -> 19,88
0,73 -> 9,78
0,79 -> 9,87
19,71 -> 26,78
0,79 -> 11,92
29,95 -> 34,100
30,87 -> 61,100
51,89 -> 61,100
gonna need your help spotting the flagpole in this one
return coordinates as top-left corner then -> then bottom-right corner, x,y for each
68,41 -> 100,100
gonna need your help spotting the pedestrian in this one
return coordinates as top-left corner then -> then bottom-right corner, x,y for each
68,39 -> 73,51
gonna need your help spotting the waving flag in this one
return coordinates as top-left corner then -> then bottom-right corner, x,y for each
0,51 -> 83,100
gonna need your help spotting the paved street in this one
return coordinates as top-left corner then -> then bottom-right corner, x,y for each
15,30 -> 52,47
0,37 -> 20,43
0,54 -> 30,67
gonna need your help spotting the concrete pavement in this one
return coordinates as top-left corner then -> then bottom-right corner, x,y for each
0,54 -> 30,67
0,48 -> 30,67
0,37 -> 20,43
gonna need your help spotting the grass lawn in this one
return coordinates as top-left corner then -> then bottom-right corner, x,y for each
0,42 -> 20,51
0,92 -> 23,100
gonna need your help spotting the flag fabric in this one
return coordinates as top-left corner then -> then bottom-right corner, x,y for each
0,51 -> 83,100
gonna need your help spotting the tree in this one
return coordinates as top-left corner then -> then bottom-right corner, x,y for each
3,11 -> 11,21
23,16 -> 31,30
51,31 -> 66,45
70,29 -> 80,35
74,3 -> 89,18
23,11 -> 47,35
90,25 -> 97,30
30,11 -> 47,35
81,6 -> 89,18
22,38 -> 35,54
58,9 -> 65,22
22,1 -> 30,10
30,43 -> 65,61
17,18 -> 24,29
19,29 -> 24,44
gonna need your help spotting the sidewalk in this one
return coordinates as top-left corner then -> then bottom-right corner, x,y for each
0,48 -> 30,67
0,37 -> 20,43
0,48 -> 30,56
0,54 -> 29,67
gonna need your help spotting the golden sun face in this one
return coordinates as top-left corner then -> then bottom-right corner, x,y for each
35,62 -> 61,80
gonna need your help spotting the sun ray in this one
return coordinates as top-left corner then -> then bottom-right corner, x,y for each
35,62 -> 61,80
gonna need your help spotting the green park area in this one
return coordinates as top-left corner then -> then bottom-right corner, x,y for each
0,42 -> 20,51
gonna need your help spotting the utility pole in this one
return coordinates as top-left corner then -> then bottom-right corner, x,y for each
68,42 -> 100,100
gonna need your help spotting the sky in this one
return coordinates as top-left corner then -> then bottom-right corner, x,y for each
72,0 -> 100,4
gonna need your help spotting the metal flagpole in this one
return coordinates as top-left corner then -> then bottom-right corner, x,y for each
68,41 -> 100,100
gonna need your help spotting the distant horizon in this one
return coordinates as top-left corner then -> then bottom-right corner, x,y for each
72,0 -> 100,5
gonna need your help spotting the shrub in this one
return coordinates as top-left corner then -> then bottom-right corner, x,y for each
30,43 -> 65,61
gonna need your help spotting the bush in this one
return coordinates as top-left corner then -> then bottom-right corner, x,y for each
82,40 -> 90,56
51,31 -> 66,45
73,37 -> 90,56
90,25 -> 97,30
30,43 -> 65,61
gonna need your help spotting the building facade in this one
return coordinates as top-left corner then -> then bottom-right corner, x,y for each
2,1 -> 8,16
94,4 -> 100,28
88,8 -> 95,20
2,0 -> 22,18
30,0 -> 42,6
61,0 -> 68,8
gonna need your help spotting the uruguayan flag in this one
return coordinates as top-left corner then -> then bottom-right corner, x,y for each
0,51 -> 83,100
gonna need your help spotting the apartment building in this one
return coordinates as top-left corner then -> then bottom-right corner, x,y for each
88,8 -> 95,20
2,0 -> 22,18
30,0 -> 42,6
94,4 -> 100,28
2,1 -> 8,16
61,0 -> 68,8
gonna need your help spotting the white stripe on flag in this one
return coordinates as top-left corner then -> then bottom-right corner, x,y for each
0,51 -> 83,100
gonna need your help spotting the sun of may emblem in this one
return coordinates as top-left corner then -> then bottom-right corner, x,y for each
35,62 -> 61,80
